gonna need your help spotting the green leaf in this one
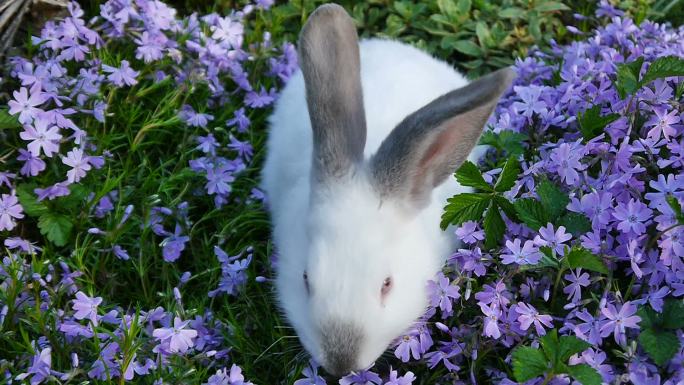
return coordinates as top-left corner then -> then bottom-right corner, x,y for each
537,179 -> 569,219
615,57 -> 644,98
483,201 -> 505,249
640,56 -> 684,86
38,213 -> 74,247
662,299 -> 684,329
455,161 -> 492,191
514,198 -> 549,231
565,364 -> 602,385
558,335 -> 592,362
499,7 -> 525,18
577,105 -> 620,141
540,329 -> 560,366
451,40 -> 482,56
666,196 -> 684,224
534,1 -> 570,12
494,195 -> 518,222
0,108 -> 21,129
16,185 -> 49,217
639,329 -> 680,366
441,193 -> 491,229
512,346 -> 549,382
494,156 -> 520,192
557,212 -> 592,237
565,247 -> 608,274
475,21 -> 492,47
637,305 -> 661,329
58,184 -> 90,212
479,130 -> 528,158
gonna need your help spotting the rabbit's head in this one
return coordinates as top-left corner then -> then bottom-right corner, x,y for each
276,3 -> 515,376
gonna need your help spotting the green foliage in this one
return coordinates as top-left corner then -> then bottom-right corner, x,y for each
615,56 -> 684,98
512,329 -> 600,384
479,130 -> 528,158
577,105 -> 620,141
564,246 -> 609,274
442,157 -> 520,248
38,212 -> 74,247
0,108 -> 21,129
638,300 -> 684,365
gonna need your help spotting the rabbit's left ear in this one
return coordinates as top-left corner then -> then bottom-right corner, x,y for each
298,4 -> 367,184
370,67 -> 515,209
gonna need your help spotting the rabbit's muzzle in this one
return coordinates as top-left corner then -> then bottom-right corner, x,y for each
320,319 -> 364,376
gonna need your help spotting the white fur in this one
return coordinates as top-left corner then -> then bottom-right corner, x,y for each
262,39 -> 482,370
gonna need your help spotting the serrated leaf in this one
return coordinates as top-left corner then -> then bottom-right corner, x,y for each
451,40 -> 482,56
0,108 -> 21,129
512,346 -> 549,382
16,185 -> 49,217
616,57 -> 644,98
494,156 -> 520,192
577,105 -> 620,141
494,195 -> 518,222
514,198 -> 549,231
537,179 -> 569,219
557,212 -> 592,237
58,184 -> 90,212
535,1 -> 570,12
637,305 -> 661,329
639,329 -> 680,366
565,364 -> 602,385
455,161 -> 492,191
441,193 -> 491,229
540,329 -> 560,365
558,335 -> 591,362
38,213 -> 74,247
662,299 -> 684,329
640,56 -> 684,86
565,247 -> 608,274
479,130 -> 528,158
483,201 -> 505,249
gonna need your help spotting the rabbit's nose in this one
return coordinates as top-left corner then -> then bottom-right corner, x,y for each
320,319 -> 364,376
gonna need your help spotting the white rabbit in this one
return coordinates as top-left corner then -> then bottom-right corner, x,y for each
261,3 -> 514,376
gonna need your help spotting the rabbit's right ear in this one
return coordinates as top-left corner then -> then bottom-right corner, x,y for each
299,4 -> 367,185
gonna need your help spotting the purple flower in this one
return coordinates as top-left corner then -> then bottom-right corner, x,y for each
196,134 -> 219,155
644,106 -> 680,141
204,365 -> 253,385
15,347 -> 51,385
550,142 -> 584,186
179,105 -> 214,128
152,316 -> 198,354
293,360 -> 327,385
17,149 -> 47,176
72,291 -> 102,326
480,303 -> 502,339
515,302 -> 553,336
501,238 -> 541,265
62,148 -> 92,183
534,223 -> 572,256
394,330 -> 421,362
427,272 -> 460,316
244,87 -> 276,108
455,221 -> 485,244
0,193 -> 24,231
20,118 -> 62,157
228,136 -> 253,161
102,60 -> 139,87
599,301 -> 641,345
35,183 -> 70,201
339,369 -> 382,385
162,224 -> 190,263
8,85 -> 48,124
211,16 -> 244,48
227,108 -> 250,132
512,85 -> 546,119
383,369 -> 415,385
612,198 -> 652,235
563,269 -> 590,303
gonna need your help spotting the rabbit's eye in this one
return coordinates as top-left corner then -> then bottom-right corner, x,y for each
303,272 -> 310,295
381,276 -> 393,297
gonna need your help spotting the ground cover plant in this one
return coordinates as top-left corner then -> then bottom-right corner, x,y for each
1,0 -> 684,384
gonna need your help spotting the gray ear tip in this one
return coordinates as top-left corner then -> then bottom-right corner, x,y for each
496,66 -> 518,88
305,3 -> 352,27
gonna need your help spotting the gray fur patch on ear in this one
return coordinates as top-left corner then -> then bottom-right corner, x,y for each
298,4 -> 367,183
370,67 -> 516,205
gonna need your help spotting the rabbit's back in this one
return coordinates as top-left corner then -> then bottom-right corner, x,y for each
262,39 -> 471,218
